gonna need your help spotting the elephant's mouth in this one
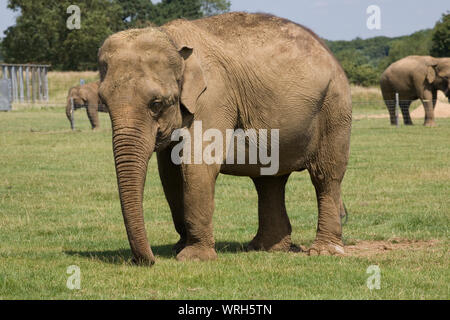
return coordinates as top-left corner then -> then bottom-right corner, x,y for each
154,130 -> 174,152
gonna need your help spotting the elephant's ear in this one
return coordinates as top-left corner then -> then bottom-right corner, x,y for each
78,88 -> 89,105
426,65 -> 437,84
179,46 -> 207,114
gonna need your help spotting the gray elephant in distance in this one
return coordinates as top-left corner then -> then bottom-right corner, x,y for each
98,12 -> 352,266
380,56 -> 450,126
66,81 -> 108,130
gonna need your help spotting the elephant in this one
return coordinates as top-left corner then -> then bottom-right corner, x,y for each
380,56 -> 450,127
97,12 -> 352,266
66,81 -> 108,130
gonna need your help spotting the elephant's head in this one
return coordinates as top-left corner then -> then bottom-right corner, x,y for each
427,58 -> 450,102
98,28 -> 206,265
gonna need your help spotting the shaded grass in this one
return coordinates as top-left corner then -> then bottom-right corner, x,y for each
0,108 -> 449,299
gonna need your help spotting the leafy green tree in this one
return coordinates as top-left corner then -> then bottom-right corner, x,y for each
430,13 -> 450,57
115,0 -> 230,26
2,0 -> 123,70
116,0 -> 157,28
154,0 -> 230,23
151,0 -> 202,25
1,0 -> 230,70
379,29 -> 433,70
201,0 -> 231,16
335,49 -> 378,86
0,40 -> 4,62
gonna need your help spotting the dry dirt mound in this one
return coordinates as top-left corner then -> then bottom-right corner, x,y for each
344,239 -> 440,257
410,100 -> 450,118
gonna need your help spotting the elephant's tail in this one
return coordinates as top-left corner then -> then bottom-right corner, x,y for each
340,201 -> 349,226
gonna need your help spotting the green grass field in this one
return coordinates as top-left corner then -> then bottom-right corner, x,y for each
0,98 -> 449,299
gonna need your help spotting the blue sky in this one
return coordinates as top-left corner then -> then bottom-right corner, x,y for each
0,0 -> 448,40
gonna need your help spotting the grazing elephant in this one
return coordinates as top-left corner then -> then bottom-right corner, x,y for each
66,81 -> 107,130
380,56 -> 450,126
98,12 -> 352,265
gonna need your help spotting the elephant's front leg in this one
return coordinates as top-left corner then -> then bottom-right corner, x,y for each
422,91 -> 437,127
86,104 -> 100,130
248,174 -> 295,252
176,163 -> 220,261
157,148 -> 187,253
400,100 -> 413,125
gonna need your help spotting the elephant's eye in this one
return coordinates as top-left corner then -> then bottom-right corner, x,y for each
149,99 -> 164,112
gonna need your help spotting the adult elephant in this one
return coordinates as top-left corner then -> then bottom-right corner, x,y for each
98,12 -> 352,266
66,81 -> 107,130
380,56 -> 450,127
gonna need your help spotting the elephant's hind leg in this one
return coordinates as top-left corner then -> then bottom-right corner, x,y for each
307,164 -> 346,256
306,108 -> 350,256
248,174 -> 296,252
385,99 -> 398,126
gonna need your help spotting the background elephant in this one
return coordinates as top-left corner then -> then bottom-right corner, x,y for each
66,81 -> 107,130
380,56 -> 450,126
98,12 -> 352,265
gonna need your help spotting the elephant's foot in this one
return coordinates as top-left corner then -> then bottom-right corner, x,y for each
247,235 -> 301,252
131,254 -> 156,266
172,238 -> 187,254
424,121 -> 436,127
176,245 -> 217,262
306,239 -> 346,256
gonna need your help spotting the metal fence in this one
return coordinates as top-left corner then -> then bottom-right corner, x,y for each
0,63 -> 50,103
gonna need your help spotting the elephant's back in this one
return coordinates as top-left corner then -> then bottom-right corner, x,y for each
384,56 -> 431,77
168,13 -> 342,74
192,13 -> 325,47
195,13 -> 336,60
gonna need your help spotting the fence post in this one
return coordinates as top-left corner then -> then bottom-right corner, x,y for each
2,66 -> 7,79
395,93 -> 400,127
16,67 -> 20,102
32,67 -> 37,103
38,67 -> 43,101
11,66 -> 17,102
44,67 -> 49,102
26,66 -> 30,102
19,66 -> 24,102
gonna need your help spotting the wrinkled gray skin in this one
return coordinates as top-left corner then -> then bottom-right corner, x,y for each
380,56 -> 450,127
66,81 -> 107,130
98,12 -> 352,266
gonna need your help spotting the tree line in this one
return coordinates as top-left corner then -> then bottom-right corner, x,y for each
327,13 -> 449,86
0,0 -> 230,70
0,1 -> 448,88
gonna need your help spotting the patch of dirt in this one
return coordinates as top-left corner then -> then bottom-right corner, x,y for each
343,238 -> 440,257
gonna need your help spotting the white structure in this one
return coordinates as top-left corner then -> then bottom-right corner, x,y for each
1,63 -> 50,103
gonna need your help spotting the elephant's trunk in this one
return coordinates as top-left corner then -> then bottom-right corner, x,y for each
66,98 -> 74,130
112,119 -> 157,266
